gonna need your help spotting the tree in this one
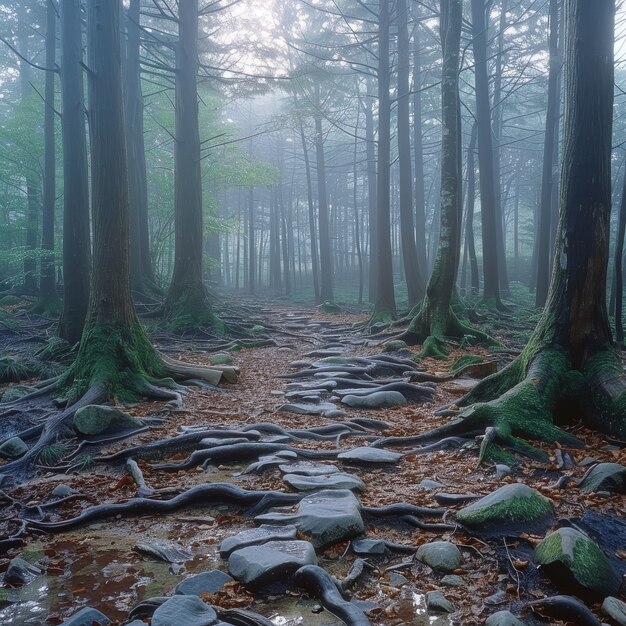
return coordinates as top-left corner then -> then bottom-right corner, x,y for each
400,0 -> 492,356
470,0 -> 502,307
36,0 -> 57,312
164,0 -> 217,328
429,0 -> 625,455
397,0 -> 424,307
58,0 -> 90,344
372,0 -> 396,321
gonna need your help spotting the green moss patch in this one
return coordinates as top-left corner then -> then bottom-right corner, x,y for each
534,527 -> 621,596
456,483 -> 553,534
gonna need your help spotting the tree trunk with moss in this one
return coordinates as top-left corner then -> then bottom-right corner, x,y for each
448,0 -> 625,452
400,0 -> 491,357
165,0 -> 215,329
58,0 -> 91,344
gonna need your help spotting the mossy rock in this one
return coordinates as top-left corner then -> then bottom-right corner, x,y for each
0,295 -> 21,306
250,325 -> 266,335
211,353 -> 234,366
579,463 -> 626,494
383,340 -> 408,353
534,527 -> 621,596
456,483 -> 553,534
319,301 -> 341,313
451,355 -> 484,372
1,385 -> 33,403
0,437 -> 28,459
415,541 -> 462,572
73,404 -> 143,436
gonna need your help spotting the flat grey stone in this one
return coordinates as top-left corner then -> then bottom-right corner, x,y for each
495,464 -> 512,479
60,607 -> 111,626
580,463 -> 626,493
341,391 -> 407,409
441,575 -> 464,587
199,437 -> 251,448
415,541 -> 462,572
4,557 -> 41,585
175,570 -> 233,596
338,446 -> 402,464
135,540 -> 192,567
484,610 -> 525,626
255,489 -> 364,548
278,462 -> 340,476
426,590 -> 455,613
219,525 -> 298,558
419,479 -> 445,489
228,540 -> 317,586
352,539 -> 386,555
152,595 -> 217,626
283,472 -> 365,492
0,437 -> 27,459
51,484 -> 76,499
278,402 -> 339,415
322,409 -> 349,419
602,596 -> 626,625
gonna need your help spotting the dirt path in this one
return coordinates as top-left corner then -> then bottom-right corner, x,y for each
0,300 -> 624,626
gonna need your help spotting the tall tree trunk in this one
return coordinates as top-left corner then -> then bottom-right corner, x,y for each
412,12 -> 429,284
18,2 -> 40,294
165,0 -> 214,328
471,0 -> 501,306
535,0 -> 561,307
314,82 -> 333,303
373,0 -> 396,320
397,0 -> 424,307
39,0 -> 57,305
58,0 -> 91,344
465,123 -> 480,294
402,0 -> 491,355
364,85 -> 378,303
615,169 -> 626,345
248,187 -> 255,295
125,0 -> 156,295
492,0 -> 510,296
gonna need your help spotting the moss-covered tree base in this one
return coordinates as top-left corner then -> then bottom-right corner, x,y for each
31,297 -> 62,318
400,304 -> 498,360
164,287 -> 225,333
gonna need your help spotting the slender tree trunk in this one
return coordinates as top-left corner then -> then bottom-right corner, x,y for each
364,83 -> 378,303
412,12 -> 429,283
248,187 -> 255,295
615,169 -> 626,344
39,0 -> 57,304
165,0 -> 213,327
314,82 -> 333,303
125,0 -> 156,295
465,123 -> 480,294
535,0 -> 561,307
471,0 -> 501,306
58,0 -> 91,344
373,0 -> 396,319
397,0 -> 424,306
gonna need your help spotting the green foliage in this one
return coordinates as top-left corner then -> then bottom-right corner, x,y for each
39,443 -> 69,467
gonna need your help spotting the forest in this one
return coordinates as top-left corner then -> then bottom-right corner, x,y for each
0,0 -> 625,625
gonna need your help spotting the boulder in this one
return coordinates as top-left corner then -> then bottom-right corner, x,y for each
383,340 -> 408,352
228,540 -> 317,587
60,607 -> 111,626
255,489 -> 364,548
282,472 -> 365,492
278,462 -> 340,476
484,610 -> 525,626
580,463 -> 626,493
175,570 -> 233,596
441,575 -> 464,587
352,539 -> 386,555
426,590 -> 455,613
456,483 -> 553,533
210,353 -> 233,366
415,541 -> 462,573
338,446 -> 402,465
0,437 -> 28,459
602,596 -> 626,625
4,557 -> 41,585
219,525 -> 298,558
73,404 -> 142,436
534,527 -> 621,596
341,391 -> 407,409
151,595 -> 218,626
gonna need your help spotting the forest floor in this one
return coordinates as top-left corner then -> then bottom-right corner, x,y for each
0,292 -> 625,626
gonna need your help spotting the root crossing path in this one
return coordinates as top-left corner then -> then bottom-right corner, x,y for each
0,300 -> 624,626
